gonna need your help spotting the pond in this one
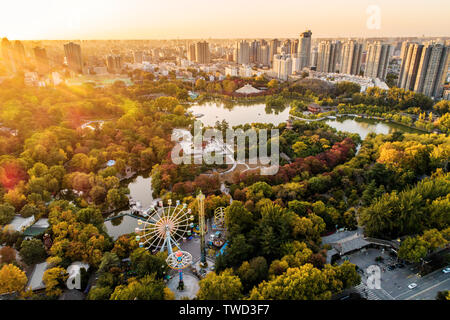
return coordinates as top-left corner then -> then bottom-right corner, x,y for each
323,116 -> 424,140
104,214 -> 142,240
189,101 -> 425,140
127,175 -> 154,209
188,101 -> 291,127
103,175 -> 153,240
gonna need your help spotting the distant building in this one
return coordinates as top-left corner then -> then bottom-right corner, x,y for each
1,38 -> 16,73
298,30 -> 312,70
364,41 -> 392,80
64,42 -> 83,74
340,40 -> 362,76
414,43 -> 449,99
106,55 -> 122,74
236,40 -> 250,65
133,51 -> 144,64
225,66 -> 239,77
34,47 -> 49,74
187,43 -> 196,62
317,40 -> 341,73
195,41 -> 210,64
307,103 -> 322,113
273,53 -> 292,80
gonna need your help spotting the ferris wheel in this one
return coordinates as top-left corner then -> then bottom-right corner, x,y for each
135,199 -> 194,253
214,207 -> 226,230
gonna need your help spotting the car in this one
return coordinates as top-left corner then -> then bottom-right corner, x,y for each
443,267 -> 450,274
396,263 -> 405,269
408,283 -> 417,289
387,265 -> 396,271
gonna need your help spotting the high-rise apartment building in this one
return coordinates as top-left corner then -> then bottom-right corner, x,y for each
298,30 -> 312,70
34,47 -> 49,74
1,38 -> 16,73
291,39 -> 299,55
316,40 -> 340,73
64,42 -> 83,74
133,51 -> 144,64
187,43 -> 196,62
364,41 -> 392,80
397,42 -> 424,90
13,40 -> 25,68
269,39 -> 279,64
414,43 -> 449,98
250,40 -> 260,64
236,40 -> 250,65
340,40 -> 363,75
106,55 -> 122,74
195,41 -> 210,64
273,53 -> 292,80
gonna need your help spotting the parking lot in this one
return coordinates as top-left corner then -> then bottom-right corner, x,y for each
339,247 -> 450,300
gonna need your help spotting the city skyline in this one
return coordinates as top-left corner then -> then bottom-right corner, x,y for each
0,0 -> 449,40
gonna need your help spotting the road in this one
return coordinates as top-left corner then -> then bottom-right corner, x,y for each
392,268 -> 450,300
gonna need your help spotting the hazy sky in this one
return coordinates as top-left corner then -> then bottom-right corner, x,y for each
1,0 -> 449,40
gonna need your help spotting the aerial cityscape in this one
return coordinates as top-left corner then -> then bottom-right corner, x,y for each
0,0 -> 449,311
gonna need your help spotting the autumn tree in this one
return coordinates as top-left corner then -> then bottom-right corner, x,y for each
43,267 -> 68,297
0,264 -> 28,294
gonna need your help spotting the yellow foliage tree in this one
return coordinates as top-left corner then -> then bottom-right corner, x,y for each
0,264 -> 28,294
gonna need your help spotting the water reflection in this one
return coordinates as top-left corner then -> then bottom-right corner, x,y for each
188,102 -> 290,127
128,175 -> 153,209
324,117 -> 423,140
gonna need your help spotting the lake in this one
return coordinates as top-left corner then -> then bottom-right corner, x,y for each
323,117 -> 424,140
103,175 -> 153,239
128,175 -> 154,209
189,102 -> 424,139
188,101 -> 291,127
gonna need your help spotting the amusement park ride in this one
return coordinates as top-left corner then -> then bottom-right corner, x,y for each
135,199 -> 194,290
134,192 -> 215,292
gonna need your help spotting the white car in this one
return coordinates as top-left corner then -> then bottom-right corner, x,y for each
443,267 -> 450,274
408,283 -> 417,289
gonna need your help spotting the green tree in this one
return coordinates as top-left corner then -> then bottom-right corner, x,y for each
0,203 -> 15,225
398,236 -> 429,263
87,286 -> 113,300
197,269 -> 243,300
110,274 -> 166,300
98,252 -> 120,274
19,239 -> 47,265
